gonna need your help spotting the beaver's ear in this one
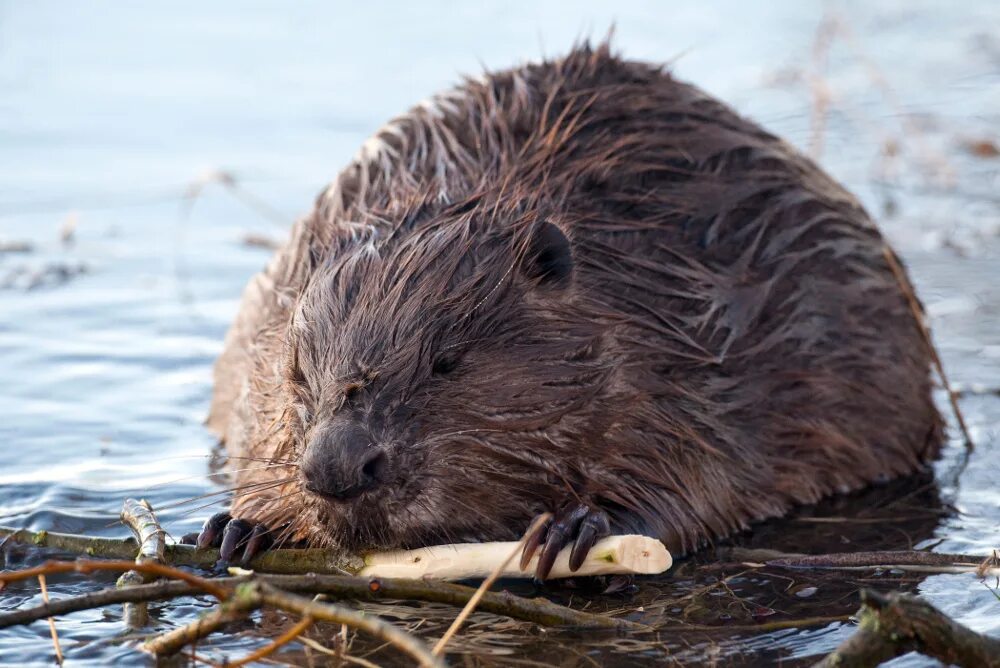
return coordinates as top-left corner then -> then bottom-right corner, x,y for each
524,221 -> 573,288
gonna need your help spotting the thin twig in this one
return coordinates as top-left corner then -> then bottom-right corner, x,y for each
228,615 -> 314,667
882,246 -> 973,450
0,559 -> 228,600
255,582 -> 444,667
658,614 -> 851,633
143,589 -> 258,656
0,579 -> 217,628
722,547 -> 998,576
432,512 -> 551,656
38,574 -> 63,665
297,637 -> 381,668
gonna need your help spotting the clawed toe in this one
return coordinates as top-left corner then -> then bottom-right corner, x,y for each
195,513 -> 275,565
240,523 -> 274,565
520,502 -> 611,581
218,518 -> 254,563
196,512 -> 232,549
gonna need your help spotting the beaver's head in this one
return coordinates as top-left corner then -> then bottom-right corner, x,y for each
282,205 -> 613,549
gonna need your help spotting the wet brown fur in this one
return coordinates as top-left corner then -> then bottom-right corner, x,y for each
207,42 -> 943,555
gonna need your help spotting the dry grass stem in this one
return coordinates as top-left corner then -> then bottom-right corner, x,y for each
432,512 -> 551,657
228,615 -> 314,667
38,574 -> 63,665
882,246 -> 973,450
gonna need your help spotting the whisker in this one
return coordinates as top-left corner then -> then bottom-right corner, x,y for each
267,501 -> 308,550
233,479 -> 294,500
172,496 -> 238,520
139,464 -> 296,491
152,454 -> 299,466
172,480 -> 295,520
220,455 -> 300,467
156,477 -> 297,512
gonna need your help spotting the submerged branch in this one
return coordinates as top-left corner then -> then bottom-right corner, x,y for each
721,547 -> 998,576
814,589 -> 1000,667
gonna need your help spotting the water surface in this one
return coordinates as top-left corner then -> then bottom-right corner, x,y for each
1,1 -> 998,665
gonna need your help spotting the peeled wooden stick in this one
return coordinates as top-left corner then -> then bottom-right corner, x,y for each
361,534 -> 672,580
433,513 -> 550,657
117,498 -> 167,627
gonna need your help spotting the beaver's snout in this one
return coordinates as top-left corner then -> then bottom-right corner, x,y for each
301,422 -> 389,501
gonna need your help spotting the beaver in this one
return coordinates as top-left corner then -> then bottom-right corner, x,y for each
200,42 -> 943,579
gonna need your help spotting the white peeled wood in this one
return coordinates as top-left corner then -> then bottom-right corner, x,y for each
359,534 -> 671,580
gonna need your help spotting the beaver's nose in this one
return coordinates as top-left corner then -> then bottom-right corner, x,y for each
302,423 -> 388,501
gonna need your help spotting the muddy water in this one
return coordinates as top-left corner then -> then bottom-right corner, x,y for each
1,1 -> 998,665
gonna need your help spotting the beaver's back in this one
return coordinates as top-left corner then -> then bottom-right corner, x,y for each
209,43 -> 942,552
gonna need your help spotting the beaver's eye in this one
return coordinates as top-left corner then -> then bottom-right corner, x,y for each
432,354 -> 460,376
343,383 -> 361,402
288,350 -> 307,386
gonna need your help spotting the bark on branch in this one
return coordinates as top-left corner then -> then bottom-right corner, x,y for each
117,498 -> 167,627
143,581 -> 446,667
0,524 -> 361,574
721,547 -> 998,576
0,572 -> 640,631
814,589 -> 1000,667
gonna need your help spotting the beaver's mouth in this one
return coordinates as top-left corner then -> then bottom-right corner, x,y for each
306,476 -> 430,550
311,483 -> 507,551
305,450 -> 537,551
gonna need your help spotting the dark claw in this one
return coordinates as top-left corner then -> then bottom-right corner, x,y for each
519,515 -> 552,571
196,512 -> 232,549
525,503 -> 611,581
179,532 -> 200,546
218,518 -> 254,563
194,515 -> 288,565
239,523 -> 273,565
536,504 -> 589,581
569,511 -> 611,571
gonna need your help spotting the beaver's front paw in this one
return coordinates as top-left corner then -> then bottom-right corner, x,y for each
184,512 -> 277,566
520,502 -> 611,581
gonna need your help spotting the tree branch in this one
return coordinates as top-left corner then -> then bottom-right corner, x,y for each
0,525 -> 361,575
0,559 -> 228,600
0,572 -> 640,631
814,589 -> 1000,667
117,498 -> 168,627
143,581 -> 446,667
721,548 -> 997,576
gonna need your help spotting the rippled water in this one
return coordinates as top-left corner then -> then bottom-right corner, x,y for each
1,1 -> 998,665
